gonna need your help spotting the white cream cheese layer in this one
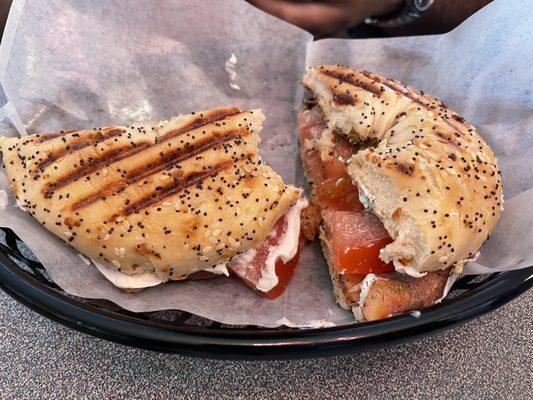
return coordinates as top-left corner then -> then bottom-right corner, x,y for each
93,259 -> 164,290
93,258 -> 232,290
255,198 -> 308,292
393,262 -> 428,278
352,273 -> 377,322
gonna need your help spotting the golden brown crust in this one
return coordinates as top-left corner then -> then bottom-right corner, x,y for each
303,65 -> 503,274
300,203 -> 320,241
0,107 -> 300,279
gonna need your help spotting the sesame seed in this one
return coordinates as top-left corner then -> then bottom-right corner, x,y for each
113,247 -> 126,258
228,236 -> 241,248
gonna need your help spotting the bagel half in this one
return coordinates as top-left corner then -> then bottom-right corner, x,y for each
0,107 -> 300,282
303,65 -> 503,275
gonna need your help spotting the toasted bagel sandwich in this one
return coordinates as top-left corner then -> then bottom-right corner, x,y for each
299,66 -> 503,321
0,107 -> 307,298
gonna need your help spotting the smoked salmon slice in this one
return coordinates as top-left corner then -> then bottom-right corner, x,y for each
299,105 -> 449,321
321,209 -> 393,275
229,209 -> 302,300
298,107 -> 393,276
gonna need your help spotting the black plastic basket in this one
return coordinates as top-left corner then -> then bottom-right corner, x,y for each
0,227 -> 531,359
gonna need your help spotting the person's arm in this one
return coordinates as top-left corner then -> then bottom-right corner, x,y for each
0,0 -> 13,40
248,0 -> 402,36
248,0 -> 492,37
384,0 -> 492,36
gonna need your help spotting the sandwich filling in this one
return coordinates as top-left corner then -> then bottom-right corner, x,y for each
298,106 -> 394,279
298,105 -> 448,319
94,198 -> 308,298
229,197 -> 308,299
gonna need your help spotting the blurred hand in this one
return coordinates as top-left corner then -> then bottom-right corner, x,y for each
0,0 -> 12,40
248,0 -> 402,36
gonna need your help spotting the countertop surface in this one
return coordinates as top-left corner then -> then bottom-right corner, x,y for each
0,288 -> 531,400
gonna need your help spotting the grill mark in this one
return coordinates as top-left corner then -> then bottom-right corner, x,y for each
361,70 -> 434,109
321,69 -> 381,95
71,182 -> 118,210
446,117 -> 470,138
35,130 -> 77,143
36,128 -> 124,172
71,129 -> 250,210
161,107 -> 241,142
43,108 -> 246,197
333,93 -> 356,105
129,129 -> 248,183
43,141 -> 151,198
108,160 -> 236,221
360,70 -> 473,136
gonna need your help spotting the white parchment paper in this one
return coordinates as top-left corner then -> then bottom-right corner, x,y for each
306,0 -> 533,275
0,0 -> 531,327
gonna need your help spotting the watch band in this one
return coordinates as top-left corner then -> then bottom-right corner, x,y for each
365,0 -> 436,28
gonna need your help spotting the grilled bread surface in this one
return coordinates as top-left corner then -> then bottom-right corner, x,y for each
0,107 -> 300,280
303,66 -> 502,274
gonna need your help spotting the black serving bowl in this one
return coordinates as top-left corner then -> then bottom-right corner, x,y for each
0,227 -> 531,360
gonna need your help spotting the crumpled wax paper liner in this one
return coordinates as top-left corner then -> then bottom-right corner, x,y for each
0,0 -> 531,327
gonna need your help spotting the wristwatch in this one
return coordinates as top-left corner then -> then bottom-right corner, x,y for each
365,0 -> 436,28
